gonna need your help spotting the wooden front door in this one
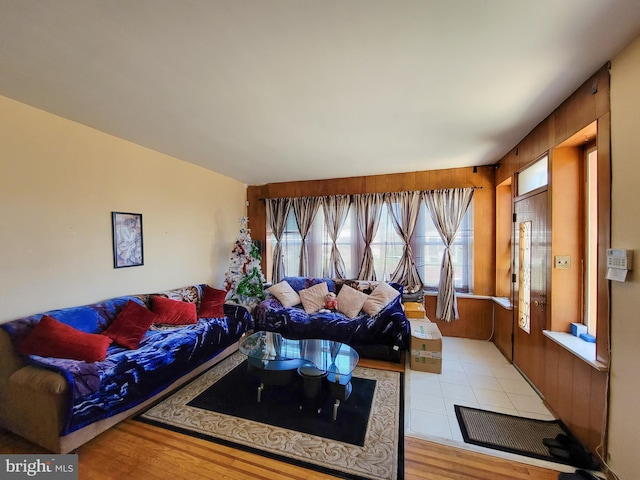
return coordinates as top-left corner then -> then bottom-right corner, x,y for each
512,190 -> 549,388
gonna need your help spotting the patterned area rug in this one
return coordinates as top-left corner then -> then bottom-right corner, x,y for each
455,405 -> 572,463
137,352 -> 403,480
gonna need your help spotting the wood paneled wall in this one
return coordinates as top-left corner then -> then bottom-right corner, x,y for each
495,65 -> 610,185
424,296 -> 493,340
247,165 -> 496,296
542,339 -> 608,455
493,64 -> 610,458
493,303 -> 513,362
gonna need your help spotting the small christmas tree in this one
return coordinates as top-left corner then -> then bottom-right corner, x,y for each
224,217 -> 266,311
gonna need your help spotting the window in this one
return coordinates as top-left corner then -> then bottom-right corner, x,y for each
518,221 -> 532,334
548,123 -> 600,341
585,146 -> 598,335
412,201 -> 474,292
267,194 -> 474,293
518,155 -> 548,196
371,207 -> 404,282
329,208 -> 359,278
280,209 -> 325,277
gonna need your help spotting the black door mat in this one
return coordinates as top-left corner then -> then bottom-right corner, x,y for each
455,405 -> 599,469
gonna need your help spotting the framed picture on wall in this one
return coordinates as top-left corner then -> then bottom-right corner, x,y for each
112,212 -> 144,268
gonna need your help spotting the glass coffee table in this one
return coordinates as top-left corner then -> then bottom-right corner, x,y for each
238,331 -> 359,420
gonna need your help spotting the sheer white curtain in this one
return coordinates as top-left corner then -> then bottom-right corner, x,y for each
266,191 -> 474,292
386,191 -> 423,292
423,188 -> 475,322
322,195 -> 351,279
292,196 -> 322,277
266,197 -> 292,283
354,193 -> 384,280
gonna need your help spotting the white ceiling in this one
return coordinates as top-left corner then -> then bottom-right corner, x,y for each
2,1 -> 640,185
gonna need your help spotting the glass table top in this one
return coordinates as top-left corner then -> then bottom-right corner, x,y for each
239,331 -> 359,380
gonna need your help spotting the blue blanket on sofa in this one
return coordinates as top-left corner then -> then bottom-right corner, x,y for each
254,277 -> 410,354
1,291 -> 251,435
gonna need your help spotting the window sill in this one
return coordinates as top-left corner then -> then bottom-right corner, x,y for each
542,331 -> 608,372
423,291 -> 492,300
423,292 -> 512,309
491,297 -> 512,310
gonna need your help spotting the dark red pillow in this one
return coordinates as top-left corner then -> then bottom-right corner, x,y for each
18,315 -> 112,362
151,296 -> 197,325
103,300 -> 158,349
198,286 -> 226,318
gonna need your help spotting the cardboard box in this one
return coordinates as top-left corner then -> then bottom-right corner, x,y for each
404,301 -> 426,319
410,320 -> 442,373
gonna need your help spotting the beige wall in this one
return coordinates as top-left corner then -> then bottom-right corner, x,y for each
0,95 -> 246,323
608,33 -> 640,479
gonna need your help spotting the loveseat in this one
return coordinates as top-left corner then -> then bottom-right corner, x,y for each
0,284 -> 251,453
254,277 -> 410,362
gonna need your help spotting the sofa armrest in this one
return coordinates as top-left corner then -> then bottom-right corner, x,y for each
0,329 -> 26,391
0,329 -> 27,426
10,366 -> 68,395
1,365 -> 68,452
223,303 -> 253,331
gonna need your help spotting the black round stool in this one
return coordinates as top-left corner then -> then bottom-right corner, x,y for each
297,362 -> 328,413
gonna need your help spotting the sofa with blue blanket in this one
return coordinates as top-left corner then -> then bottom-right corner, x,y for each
254,277 -> 410,362
0,284 -> 251,453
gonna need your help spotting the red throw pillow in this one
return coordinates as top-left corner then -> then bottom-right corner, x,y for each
103,300 -> 158,349
151,296 -> 197,325
18,315 -> 112,362
198,286 -> 226,318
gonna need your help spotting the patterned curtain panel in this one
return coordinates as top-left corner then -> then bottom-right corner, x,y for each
292,196 -> 322,277
354,193 -> 384,280
322,195 -> 351,279
266,197 -> 292,283
386,191 -> 423,292
423,188 -> 475,322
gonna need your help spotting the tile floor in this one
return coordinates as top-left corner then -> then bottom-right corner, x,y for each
403,336 -> 603,475
405,336 -> 556,444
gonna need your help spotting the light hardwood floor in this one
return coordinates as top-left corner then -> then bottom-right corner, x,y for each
0,357 -> 561,480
